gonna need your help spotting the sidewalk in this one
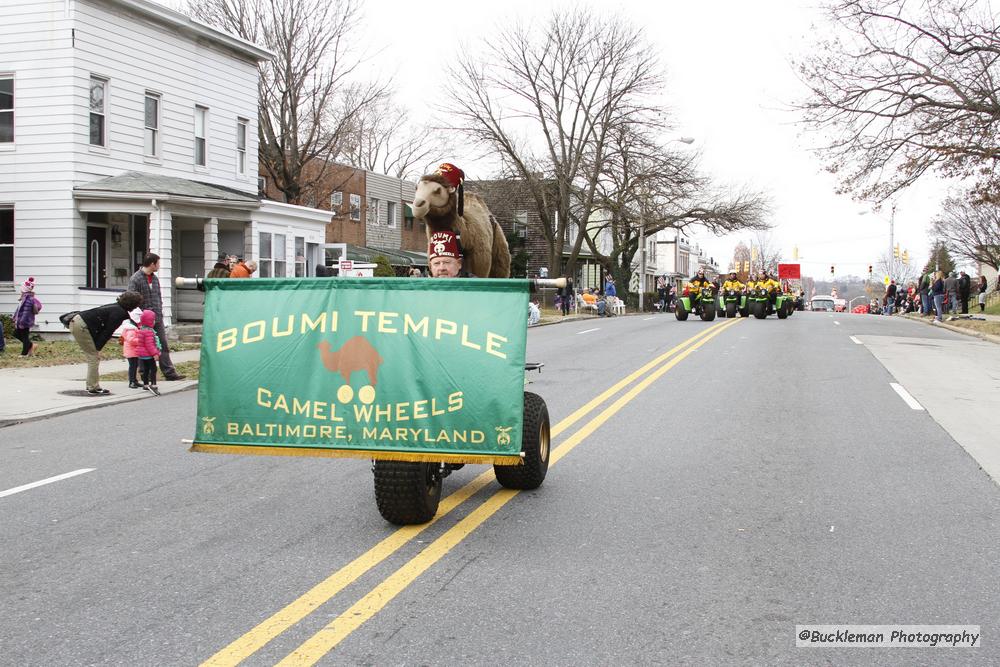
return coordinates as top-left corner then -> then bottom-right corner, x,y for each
901,312 -> 1000,344
0,349 -> 201,426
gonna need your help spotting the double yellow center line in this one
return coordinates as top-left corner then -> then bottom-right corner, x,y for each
203,317 -> 742,666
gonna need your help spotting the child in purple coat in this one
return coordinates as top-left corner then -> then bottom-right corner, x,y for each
136,309 -> 162,395
13,277 -> 42,356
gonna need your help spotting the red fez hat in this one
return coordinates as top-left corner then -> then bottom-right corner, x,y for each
437,163 -> 466,217
436,163 -> 465,188
428,231 -> 462,260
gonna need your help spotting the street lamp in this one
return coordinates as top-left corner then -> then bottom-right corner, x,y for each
639,136 -> 696,311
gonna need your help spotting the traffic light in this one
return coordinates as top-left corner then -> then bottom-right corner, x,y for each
792,246 -> 799,260
902,249 -> 909,265
893,244 -> 900,258
743,260 -> 749,272
868,264 -> 873,276
830,265 -> 835,276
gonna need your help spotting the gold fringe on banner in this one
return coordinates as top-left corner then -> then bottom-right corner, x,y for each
189,442 -> 523,466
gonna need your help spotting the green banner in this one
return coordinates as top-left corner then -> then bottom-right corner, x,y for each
194,278 -> 528,461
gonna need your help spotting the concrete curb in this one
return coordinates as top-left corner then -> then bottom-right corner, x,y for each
901,314 -> 1000,345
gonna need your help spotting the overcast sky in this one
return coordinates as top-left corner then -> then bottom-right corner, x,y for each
163,0 -> 960,279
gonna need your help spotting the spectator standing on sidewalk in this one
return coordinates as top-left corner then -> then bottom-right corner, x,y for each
68,291 -> 144,395
135,309 -> 162,395
979,275 -> 989,312
958,271 -> 971,314
119,311 -> 141,388
128,253 -> 185,381
943,271 -> 960,315
931,271 -> 946,322
884,280 -> 897,315
558,280 -> 573,316
229,259 -> 257,278
918,271 -> 932,315
12,277 -> 42,355
206,260 -> 230,279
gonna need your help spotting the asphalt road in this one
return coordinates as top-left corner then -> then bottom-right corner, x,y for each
2,311 -> 999,666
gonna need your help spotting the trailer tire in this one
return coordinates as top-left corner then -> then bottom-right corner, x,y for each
494,392 -> 550,490
373,461 -> 442,525
675,301 -> 688,321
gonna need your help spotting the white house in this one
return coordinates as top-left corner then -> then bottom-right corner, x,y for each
654,229 -> 694,289
0,0 -> 328,331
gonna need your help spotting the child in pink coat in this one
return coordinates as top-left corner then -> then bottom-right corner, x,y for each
119,312 -> 142,388
136,309 -> 162,395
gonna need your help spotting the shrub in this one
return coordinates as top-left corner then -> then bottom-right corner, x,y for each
372,255 -> 395,277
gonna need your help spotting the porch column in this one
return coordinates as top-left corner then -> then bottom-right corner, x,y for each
151,207 -> 174,327
205,217 -> 219,274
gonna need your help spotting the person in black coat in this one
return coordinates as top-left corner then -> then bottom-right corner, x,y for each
559,279 -> 574,316
958,271 -> 971,314
67,291 -> 144,395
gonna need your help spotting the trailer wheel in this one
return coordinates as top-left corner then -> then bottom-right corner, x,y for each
494,392 -> 550,490
373,461 -> 442,525
675,301 -> 688,321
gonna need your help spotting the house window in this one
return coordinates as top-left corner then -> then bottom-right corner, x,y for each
0,75 -> 13,143
273,233 -> 287,277
0,206 -> 13,282
294,236 -> 305,277
404,203 -> 414,230
236,118 -> 247,176
89,76 -> 107,146
259,232 -> 272,277
331,191 -> 343,209
367,198 -> 379,225
386,201 -> 397,228
513,211 -> 528,239
144,93 -> 159,157
194,105 -> 208,166
349,194 -> 361,221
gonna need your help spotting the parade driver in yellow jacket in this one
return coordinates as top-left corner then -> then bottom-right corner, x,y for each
758,270 -> 780,302
687,269 -> 712,313
722,271 -> 744,293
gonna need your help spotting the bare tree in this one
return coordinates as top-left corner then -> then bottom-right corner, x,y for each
797,0 -> 1000,203
344,102 -> 449,179
750,231 -> 783,274
931,195 -> 1000,271
444,9 -> 665,276
875,250 -> 919,285
190,0 -> 387,204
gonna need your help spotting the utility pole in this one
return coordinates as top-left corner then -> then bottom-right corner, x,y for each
639,212 -> 646,312
888,202 -> 896,284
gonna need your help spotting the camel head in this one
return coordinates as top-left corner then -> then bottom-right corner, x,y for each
412,173 -> 456,220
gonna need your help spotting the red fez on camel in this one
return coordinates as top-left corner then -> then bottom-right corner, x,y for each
436,162 -> 466,216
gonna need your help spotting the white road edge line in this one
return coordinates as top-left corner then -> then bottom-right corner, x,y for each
643,317 -> 656,321
0,468 -> 96,499
849,336 -> 862,345
890,383 -> 925,411
576,328 -> 600,335
834,321 -> 841,326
